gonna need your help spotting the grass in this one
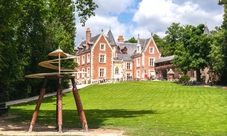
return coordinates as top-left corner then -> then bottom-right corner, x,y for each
7,81 -> 227,136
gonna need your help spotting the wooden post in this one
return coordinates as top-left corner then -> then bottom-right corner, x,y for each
28,78 -> 47,132
71,78 -> 88,131
57,76 -> 63,133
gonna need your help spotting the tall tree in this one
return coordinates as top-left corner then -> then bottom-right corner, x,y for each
152,34 -> 165,56
218,0 -> 227,84
0,0 -> 29,102
173,24 -> 212,81
163,22 -> 183,56
0,0 -> 98,102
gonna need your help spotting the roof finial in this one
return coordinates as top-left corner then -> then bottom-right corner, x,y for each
101,29 -> 103,32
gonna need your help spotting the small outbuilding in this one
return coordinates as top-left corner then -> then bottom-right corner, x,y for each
167,68 -> 175,81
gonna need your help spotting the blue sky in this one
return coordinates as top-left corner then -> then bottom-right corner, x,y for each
75,0 -> 223,46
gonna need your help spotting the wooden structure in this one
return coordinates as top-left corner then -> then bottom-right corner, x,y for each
26,47 -> 88,133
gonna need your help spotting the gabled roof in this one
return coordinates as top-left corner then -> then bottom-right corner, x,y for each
139,38 -> 150,52
76,34 -> 101,54
106,30 -> 117,46
155,55 -> 174,63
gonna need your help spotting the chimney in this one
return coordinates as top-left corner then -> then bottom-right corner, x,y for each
118,35 -> 124,43
86,28 -> 91,49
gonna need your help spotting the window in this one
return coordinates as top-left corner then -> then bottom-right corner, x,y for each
126,63 -> 131,70
99,54 -> 106,63
77,58 -> 80,65
137,58 -> 140,67
137,46 -> 140,53
87,67 -> 90,77
99,68 -> 105,77
149,47 -> 154,54
100,43 -> 105,50
115,67 -> 119,74
137,70 -> 140,78
82,68 -> 85,78
82,55 -> 85,64
87,53 -> 90,63
149,58 -> 155,67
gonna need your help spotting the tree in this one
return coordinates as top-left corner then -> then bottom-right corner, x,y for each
0,0 -> 29,102
218,0 -> 227,84
0,0 -> 98,102
208,29 -> 225,76
152,34 -> 165,56
163,22 -> 183,56
125,37 -> 137,43
173,24 -> 212,81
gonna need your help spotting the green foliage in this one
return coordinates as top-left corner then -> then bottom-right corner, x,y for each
163,22 -> 183,56
153,34 -> 165,56
171,24 -> 212,81
9,81 -> 227,136
75,0 -> 98,26
125,37 -> 137,43
179,75 -> 190,82
0,0 -> 97,102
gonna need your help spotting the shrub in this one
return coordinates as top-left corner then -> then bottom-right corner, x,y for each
179,75 -> 190,83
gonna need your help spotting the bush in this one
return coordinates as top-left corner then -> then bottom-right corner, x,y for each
179,75 -> 190,83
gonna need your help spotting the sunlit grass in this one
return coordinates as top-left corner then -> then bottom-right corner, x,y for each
8,81 -> 227,136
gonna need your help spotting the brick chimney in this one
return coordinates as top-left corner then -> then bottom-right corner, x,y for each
86,28 -> 91,49
118,35 -> 124,43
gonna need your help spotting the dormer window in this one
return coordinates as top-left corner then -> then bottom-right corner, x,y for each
137,45 -> 141,53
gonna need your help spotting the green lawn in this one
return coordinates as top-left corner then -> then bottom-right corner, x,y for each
8,81 -> 227,136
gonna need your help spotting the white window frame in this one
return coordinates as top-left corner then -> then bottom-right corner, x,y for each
82,55 -> 85,64
77,57 -> 80,66
99,67 -> 106,77
137,70 -> 140,78
87,67 -> 90,77
149,57 -> 155,67
99,54 -> 106,63
77,69 -> 80,79
115,67 -> 119,75
87,53 -> 90,63
137,58 -> 140,67
149,47 -> 154,54
126,63 -> 131,70
82,68 -> 85,78
100,43 -> 106,50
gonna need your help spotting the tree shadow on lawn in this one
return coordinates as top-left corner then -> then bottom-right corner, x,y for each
4,108 -> 156,132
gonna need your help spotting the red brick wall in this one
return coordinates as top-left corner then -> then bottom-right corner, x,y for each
143,38 -> 160,77
92,34 -> 113,80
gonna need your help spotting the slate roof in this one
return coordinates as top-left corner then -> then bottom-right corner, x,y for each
155,55 -> 174,63
75,34 -> 101,54
118,43 -> 137,56
106,30 -> 117,46
139,38 -> 150,52
114,53 -> 133,61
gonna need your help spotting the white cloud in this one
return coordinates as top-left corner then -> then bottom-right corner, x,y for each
131,0 -> 223,38
75,0 -> 223,45
75,15 -> 134,45
94,0 -> 135,15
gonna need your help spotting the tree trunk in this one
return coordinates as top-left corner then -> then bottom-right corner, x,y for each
196,69 -> 201,82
